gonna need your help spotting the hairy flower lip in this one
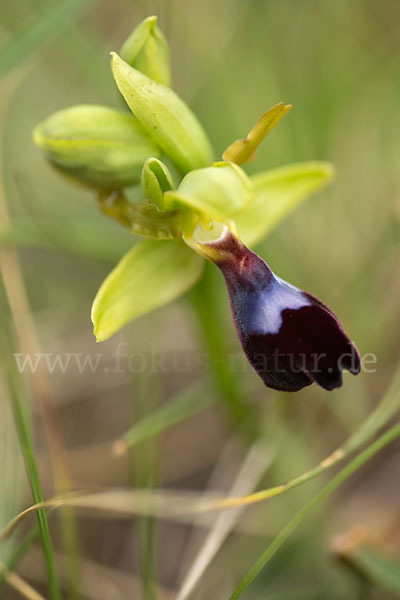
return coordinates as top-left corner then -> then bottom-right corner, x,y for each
198,227 -> 360,392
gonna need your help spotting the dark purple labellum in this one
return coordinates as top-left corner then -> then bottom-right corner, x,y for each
209,230 -> 360,392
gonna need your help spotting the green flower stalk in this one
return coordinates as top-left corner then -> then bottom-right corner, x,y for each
33,15 -> 355,392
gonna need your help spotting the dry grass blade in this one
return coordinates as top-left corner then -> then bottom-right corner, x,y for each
229,422 -> 400,599
176,440 -> 274,600
0,559 -> 46,600
211,366 -> 400,511
3,365 -> 400,549
20,545 -> 176,600
1,69 -> 79,598
0,489 -> 221,543
0,374 -> 25,551
177,434 -> 255,580
0,65 -> 73,496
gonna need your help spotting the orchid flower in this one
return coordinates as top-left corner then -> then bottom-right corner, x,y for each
33,16 -> 359,392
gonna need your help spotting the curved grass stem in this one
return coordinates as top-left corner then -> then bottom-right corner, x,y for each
229,420 -> 400,599
2,355 -> 61,600
213,364 -> 400,510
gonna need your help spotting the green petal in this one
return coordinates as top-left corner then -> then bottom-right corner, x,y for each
235,161 -> 335,246
120,15 -> 171,86
111,52 -> 214,174
92,239 -> 204,341
164,161 -> 253,221
33,104 -> 160,189
222,103 -> 292,165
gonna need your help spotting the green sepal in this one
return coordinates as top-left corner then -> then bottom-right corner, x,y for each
33,104 -> 160,189
98,190 -> 183,239
111,52 -> 214,174
141,157 -> 174,209
120,16 -> 171,86
235,162 -> 335,246
92,239 -> 204,341
164,161 -> 253,221
222,102 -> 292,165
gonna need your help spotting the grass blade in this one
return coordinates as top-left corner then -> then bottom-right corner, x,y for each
2,351 -> 61,600
113,379 -> 214,455
176,441 -> 274,600
337,542 -> 400,595
0,0 -> 97,79
229,421 -> 400,599
0,559 -> 46,600
213,364 -> 400,510
0,526 -> 39,595
131,368 -> 160,600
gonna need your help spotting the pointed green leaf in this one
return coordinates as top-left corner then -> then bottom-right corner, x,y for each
141,157 -> 175,209
111,53 -> 214,174
120,16 -> 171,86
223,103 -> 292,165
164,161 -> 253,221
92,239 -> 204,341
235,162 -> 335,246
33,104 -> 160,189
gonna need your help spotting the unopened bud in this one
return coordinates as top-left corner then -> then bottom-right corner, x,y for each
120,16 -> 171,86
33,104 -> 160,189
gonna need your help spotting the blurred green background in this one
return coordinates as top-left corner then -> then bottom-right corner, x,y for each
1,0 -> 400,598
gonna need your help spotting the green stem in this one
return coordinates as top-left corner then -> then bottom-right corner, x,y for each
5,368 -> 62,600
130,364 -> 159,600
190,262 -> 259,440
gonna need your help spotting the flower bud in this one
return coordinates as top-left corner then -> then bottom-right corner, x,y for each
111,53 -> 214,174
187,226 -> 360,392
120,16 -> 171,86
33,104 -> 160,189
